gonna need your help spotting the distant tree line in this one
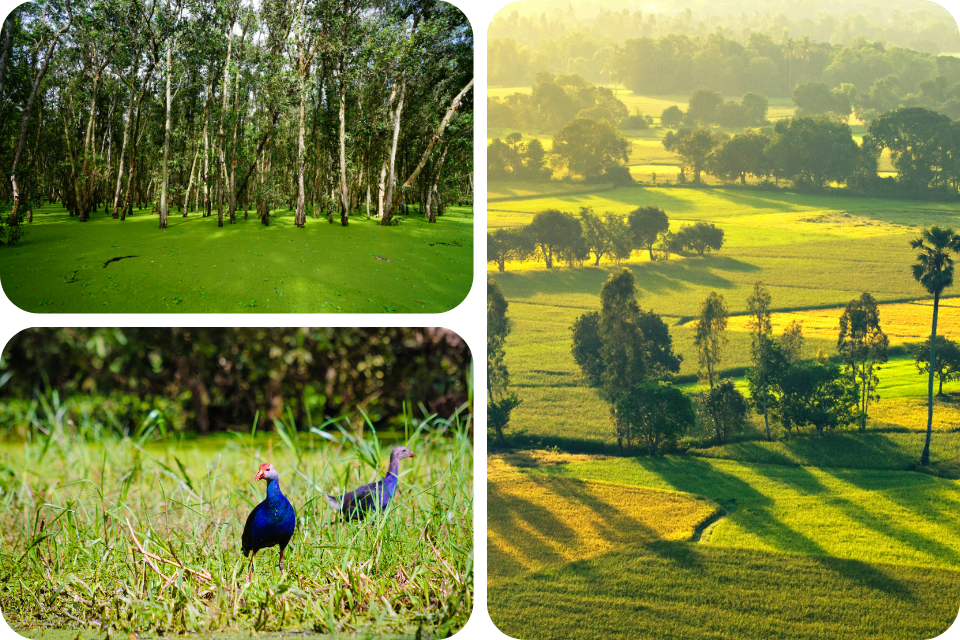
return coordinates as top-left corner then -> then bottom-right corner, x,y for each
661,89 -> 769,128
487,206 -> 725,271
492,29 -> 960,119
0,328 -> 470,436
489,72 -> 652,134
662,106 -> 960,191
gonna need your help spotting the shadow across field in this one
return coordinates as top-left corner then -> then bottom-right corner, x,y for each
489,541 -> 960,640
498,255 -> 760,302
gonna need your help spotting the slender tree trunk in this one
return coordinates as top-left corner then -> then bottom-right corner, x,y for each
400,78 -> 473,191
9,5 -> 72,220
159,40 -> 174,229
216,21 -> 235,228
202,81 -> 212,217
338,58 -> 349,226
295,90 -> 307,227
183,137 -> 200,216
112,81 -> 135,218
381,71 -> 405,225
921,291 -> 939,465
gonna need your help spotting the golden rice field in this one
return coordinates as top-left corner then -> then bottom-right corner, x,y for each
487,452 -> 720,582
691,297 -> 960,346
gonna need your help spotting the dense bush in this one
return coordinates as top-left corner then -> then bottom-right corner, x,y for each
0,328 -> 471,435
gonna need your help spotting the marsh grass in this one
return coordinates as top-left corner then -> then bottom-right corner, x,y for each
0,405 -> 473,637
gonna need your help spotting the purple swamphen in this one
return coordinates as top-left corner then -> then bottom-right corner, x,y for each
241,463 -> 296,580
326,446 -> 415,520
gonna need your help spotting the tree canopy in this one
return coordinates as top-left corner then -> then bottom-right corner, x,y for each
0,0 -> 473,229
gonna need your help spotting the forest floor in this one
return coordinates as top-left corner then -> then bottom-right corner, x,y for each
486,180 -> 960,638
0,412 -> 473,637
0,203 -> 473,313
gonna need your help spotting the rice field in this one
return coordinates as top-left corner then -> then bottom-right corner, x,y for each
488,451 -> 960,640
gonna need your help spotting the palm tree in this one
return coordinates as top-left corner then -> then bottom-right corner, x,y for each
910,226 -> 960,465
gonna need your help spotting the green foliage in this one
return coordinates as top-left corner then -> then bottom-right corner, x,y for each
792,82 -> 852,118
487,226 -> 534,272
675,221 -> 725,256
626,205 -> 668,261
698,379 -> 747,444
913,336 -> 960,396
869,107 -> 957,190
527,209 -> 584,268
694,291 -> 728,387
838,292 -> 889,432
616,381 -> 694,455
660,105 -> 684,128
488,278 -> 518,445
552,118 -> 630,179
662,128 -> 726,183
1,328 -> 470,436
571,268 -> 681,449
766,116 -> 861,187
775,360 -> 859,436
709,131 -> 770,185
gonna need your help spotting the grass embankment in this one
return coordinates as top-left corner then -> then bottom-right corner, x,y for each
0,204 -> 473,313
488,183 -> 960,447
488,450 -> 960,640
0,412 -> 473,637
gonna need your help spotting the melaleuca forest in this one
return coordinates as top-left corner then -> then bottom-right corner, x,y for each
0,327 -> 473,637
0,0 -> 473,313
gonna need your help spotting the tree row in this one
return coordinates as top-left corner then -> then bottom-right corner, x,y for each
487,206 -> 726,271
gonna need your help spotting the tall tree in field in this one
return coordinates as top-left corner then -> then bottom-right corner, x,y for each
910,226 -> 960,465
746,282 -> 774,441
488,278 -> 520,446
662,128 -> 724,183
837,292 -> 889,433
627,206 -> 668,261
570,268 -> 681,450
694,292 -> 728,388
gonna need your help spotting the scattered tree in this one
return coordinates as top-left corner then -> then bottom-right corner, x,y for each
488,278 -> 520,446
662,128 -> 725,183
676,221 -> 725,256
694,291 -> 728,388
627,206 -> 669,260
699,379 -> 748,444
914,336 -> 960,397
617,381 -> 694,455
487,227 -> 534,272
837,292 -> 889,433
552,117 -> 630,179
527,209 -> 582,269
776,361 -> 858,436
746,282 -> 774,441
910,226 -> 960,465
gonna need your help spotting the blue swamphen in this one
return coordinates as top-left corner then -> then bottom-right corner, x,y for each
326,446 -> 415,520
241,463 -> 296,580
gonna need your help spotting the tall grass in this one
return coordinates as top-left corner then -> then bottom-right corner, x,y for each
0,405 -> 473,637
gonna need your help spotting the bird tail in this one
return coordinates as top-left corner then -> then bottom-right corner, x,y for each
325,495 -> 342,510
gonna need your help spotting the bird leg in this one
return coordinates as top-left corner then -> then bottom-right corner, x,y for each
247,551 -> 256,582
279,548 -> 285,573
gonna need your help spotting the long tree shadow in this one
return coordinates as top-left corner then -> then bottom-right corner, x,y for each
567,454 -> 914,597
